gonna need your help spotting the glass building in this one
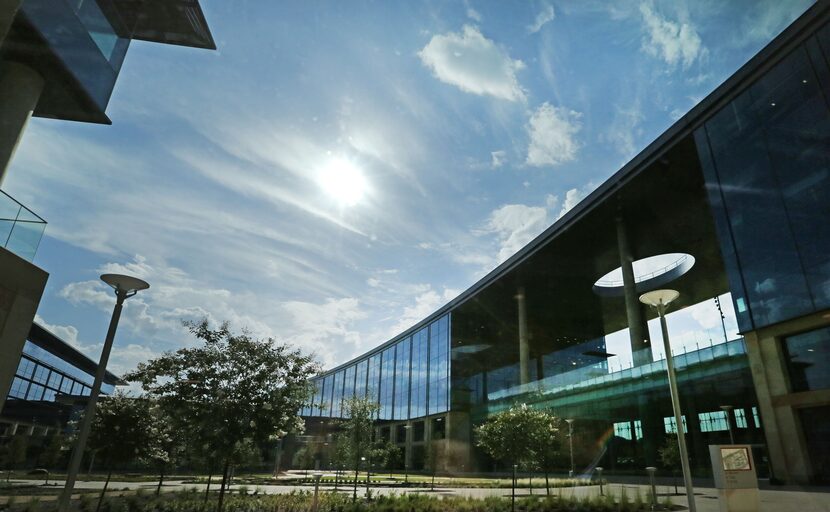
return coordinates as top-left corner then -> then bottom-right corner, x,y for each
0,0 -> 214,419
300,4 -> 830,485
0,323 -> 122,438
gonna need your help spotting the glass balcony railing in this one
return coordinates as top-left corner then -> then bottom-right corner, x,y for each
0,189 -> 46,262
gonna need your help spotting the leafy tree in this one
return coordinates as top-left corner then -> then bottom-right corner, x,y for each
534,413 -> 566,496
81,391 -> 162,512
475,404 -> 546,470
41,433 -> 64,477
659,435 -> 681,494
125,320 -> 319,512
1,435 -> 28,481
331,396 -> 378,502
476,405 -> 565,498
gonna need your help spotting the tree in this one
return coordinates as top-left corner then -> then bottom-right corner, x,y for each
659,435 -> 681,494
332,396 -> 378,502
475,404 -> 563,500
533,413 -> 566,496
81,391 -> 161,512
1,435 -> 28,481
125,320 -> 319,512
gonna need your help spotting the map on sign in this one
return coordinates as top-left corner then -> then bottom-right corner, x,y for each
721,447 -> 752,471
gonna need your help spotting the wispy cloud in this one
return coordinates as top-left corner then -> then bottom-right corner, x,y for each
525,102 -> 582,167
528,3 -> 555,34
490,150 -> 506,168
484,203 -> 549,263
419,25 -> 526,102
639,3 -> 706,69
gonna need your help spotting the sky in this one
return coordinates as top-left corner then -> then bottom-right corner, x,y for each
4,0 -> 814,377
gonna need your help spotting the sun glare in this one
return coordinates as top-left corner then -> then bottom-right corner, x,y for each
318,158 -> 367,206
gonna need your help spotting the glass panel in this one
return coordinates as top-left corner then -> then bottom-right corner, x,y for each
26,383 -> 45,401
9,377 -> 29,399
379,346 -> 396,420
367,353 -> 382,407
699,411 -> 729,432
330,370 -> 345,418
354,359 -> 368,399
697,34 -> 830,329
410,327 -> 429,418
393,337 -> 411,420
428,315 -> 449,415
16,358 -> 35,379
783,326 -> 830,392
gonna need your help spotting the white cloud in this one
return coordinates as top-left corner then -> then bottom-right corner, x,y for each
526,102 -> 582,167
485,204 -> 549,263
604,103 -> 644,159
391,287 -> 461,335
282,297 -> 367,367
418,25 -> 526,101
639,3 -> 705,68
466,7 -> 482,22
490,150 -> 506,168
34,314 -> 82,350
555,182 -> 597,219
528,4 -> 555,33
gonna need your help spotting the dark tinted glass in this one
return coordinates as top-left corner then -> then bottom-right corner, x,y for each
783,326 -> 830,392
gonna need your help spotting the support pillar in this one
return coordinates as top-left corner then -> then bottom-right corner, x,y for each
616,217 -> 651,366
516,287 -> 529,385
0,61 -> 45,185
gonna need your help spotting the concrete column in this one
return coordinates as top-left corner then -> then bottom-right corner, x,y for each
0,61 -> 45,185
616,217 -> 651,366
517,287 -> 530,385
0,248 -> 49,416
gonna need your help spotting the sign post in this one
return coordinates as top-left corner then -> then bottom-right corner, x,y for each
709,445 -> 759,512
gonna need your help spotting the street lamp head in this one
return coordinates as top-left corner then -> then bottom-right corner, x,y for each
100,274 -> 149,298
639,289 -> 679,308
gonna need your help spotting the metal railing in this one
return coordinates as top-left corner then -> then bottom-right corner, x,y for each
595,254 -> 690,288
0,189 -> 46,262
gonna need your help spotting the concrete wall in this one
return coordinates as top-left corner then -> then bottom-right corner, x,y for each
0,246 -> 48,414
744,311 -> 830,484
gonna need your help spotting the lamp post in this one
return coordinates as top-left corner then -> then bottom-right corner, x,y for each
639,289 -> 696,512
719,405 -> 735,444
565,418 -> 575,477
57,274 -> 149,512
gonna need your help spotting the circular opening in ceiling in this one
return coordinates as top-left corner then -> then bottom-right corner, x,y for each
593,253 -> 695,297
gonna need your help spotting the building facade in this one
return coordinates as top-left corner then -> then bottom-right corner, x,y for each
0,323 -> 122,440
0,0 -> 214,417
300,3 -> 830,485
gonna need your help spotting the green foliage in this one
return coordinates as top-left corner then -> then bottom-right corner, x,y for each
474,404 -> 565,472
332,396 -> 379,471
1,435 -> 28,474
79,391 -> 161,469
125,320 -> 320,470
40,434 -> 63,469
659,435 -> 680,470
57,491 -> 657,512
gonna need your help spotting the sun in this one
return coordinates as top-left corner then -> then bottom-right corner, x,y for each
318,158 -> 367,206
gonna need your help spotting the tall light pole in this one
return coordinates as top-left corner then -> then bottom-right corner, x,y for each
639,289 -> 696,512
720,405 -> 735,444
57,274 -> 149,512
565,418 -> 575,477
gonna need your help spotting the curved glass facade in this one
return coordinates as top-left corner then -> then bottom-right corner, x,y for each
304,314 -> 450,420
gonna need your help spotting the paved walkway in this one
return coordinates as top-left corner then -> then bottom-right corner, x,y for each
3,478 -> 830,511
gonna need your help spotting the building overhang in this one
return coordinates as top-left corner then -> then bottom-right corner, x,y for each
106,0 -> 216,50
29,323 -> 125,386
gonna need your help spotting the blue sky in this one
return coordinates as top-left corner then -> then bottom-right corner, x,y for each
4,0 -> 813,375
